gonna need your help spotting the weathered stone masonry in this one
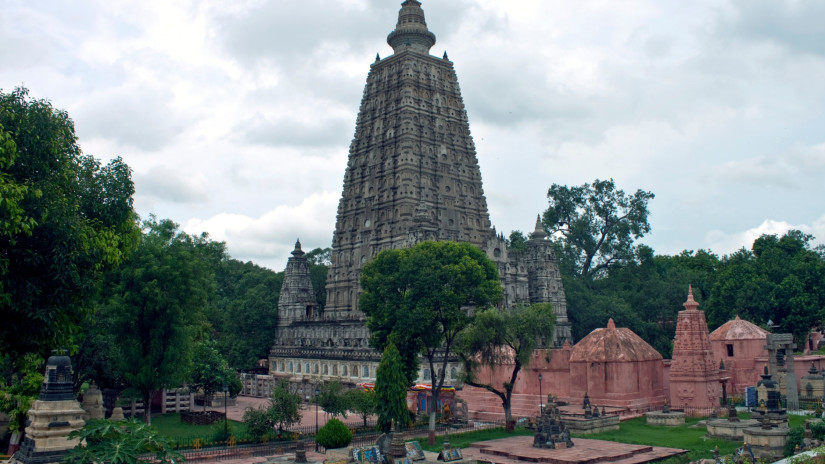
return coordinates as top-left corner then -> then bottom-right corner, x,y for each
269,1 -> 571,386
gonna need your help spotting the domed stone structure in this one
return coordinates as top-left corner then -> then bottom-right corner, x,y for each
569,319 -> 665,411
710,316 -> 770,394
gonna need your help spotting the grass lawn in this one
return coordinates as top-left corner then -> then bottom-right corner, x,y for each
151,413 -> 245,440
577,413 -> 809,463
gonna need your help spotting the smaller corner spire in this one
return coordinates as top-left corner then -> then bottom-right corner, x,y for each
443,51 -> 449,60
375,53 -> 381,62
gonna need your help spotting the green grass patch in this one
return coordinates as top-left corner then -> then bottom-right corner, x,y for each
576,414 -> 810,463
151,413 -> 245,439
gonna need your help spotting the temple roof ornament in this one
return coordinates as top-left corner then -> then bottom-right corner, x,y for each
291,239 -> 305,257
682,285 -> 700,311
387,0 -> 436,54
530,215 -> 548,240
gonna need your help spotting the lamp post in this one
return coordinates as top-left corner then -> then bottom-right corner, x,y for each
538,373 -> 543,414
314,386 -> 320,452
222,383 -> 228,440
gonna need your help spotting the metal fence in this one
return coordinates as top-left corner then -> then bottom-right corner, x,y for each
173,419 -> 506,461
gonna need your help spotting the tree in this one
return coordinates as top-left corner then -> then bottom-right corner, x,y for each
106,217 -> 219,424
457,304 -> 555,430
306,247 -> 330,310
345,387 -> 376,428
506,230 -> 527,252
209,259 -> 283,370
316,380 -> 350,418
360,240 -> 503,442
374,342 -> 409,433
268,379 -> 302,437
189,338 -> 237,411
64,418 -> 181,464
708,230 -> 825,344
542,178 -> 654,278
0,354 -> 43,435
0,87 -> 139,361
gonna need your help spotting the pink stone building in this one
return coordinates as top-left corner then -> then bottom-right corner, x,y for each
568,319 -> 666,411
669,287 -> 722,409
710,316 -> 770,394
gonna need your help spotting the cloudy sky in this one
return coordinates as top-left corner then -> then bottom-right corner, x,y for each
3,0 -> 824,271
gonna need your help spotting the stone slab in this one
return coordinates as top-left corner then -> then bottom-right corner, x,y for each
463,436 -> 688,464
645,411 -> 685,426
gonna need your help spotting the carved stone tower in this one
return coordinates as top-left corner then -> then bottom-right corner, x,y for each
270,1 -> 571,384
276,239 -> 317,325
669,286 -> 722,409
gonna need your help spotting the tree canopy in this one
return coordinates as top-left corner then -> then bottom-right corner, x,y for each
374,342 -> 409,433
0,87 -> 139,360
360,240 -> 502,441
105,217 -> 219,424
458,303 -> 555,428
543,178 -> 654,278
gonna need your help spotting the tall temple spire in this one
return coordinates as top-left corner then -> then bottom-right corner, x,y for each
387,0 -> 436,54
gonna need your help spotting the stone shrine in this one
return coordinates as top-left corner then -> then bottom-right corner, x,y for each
270,0 -> 570,384
800,363 -> 824,403
533,395 -> 574,449
11,353 -> 85,464
766,333 -> 799,410
744,367 -> 789,460
669,286 -> 722,411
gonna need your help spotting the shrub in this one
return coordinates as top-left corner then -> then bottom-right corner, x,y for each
316,418 -> 353,449
786,426 -> 805,457
812,422 -> 825,441
243,407 -> 271,440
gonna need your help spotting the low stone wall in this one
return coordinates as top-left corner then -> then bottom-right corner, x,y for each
181,411 -> 226,426
706,418 -> 759,440
562,415 -> 620,434
645,411 -> 686,426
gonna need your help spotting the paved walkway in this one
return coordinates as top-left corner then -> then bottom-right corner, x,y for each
205,395 -> 374,428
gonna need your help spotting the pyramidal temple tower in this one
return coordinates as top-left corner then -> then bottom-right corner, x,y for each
269,1 -> 570,385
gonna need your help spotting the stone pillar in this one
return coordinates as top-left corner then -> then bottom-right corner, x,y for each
766,334 -> 799,410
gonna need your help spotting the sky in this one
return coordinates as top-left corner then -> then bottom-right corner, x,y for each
3,0 -> 824,272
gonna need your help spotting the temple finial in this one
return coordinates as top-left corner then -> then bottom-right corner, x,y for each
531,214 -> 548,240
292,239 -> 305,257
683,285 -> 700,311
387,0 -> 436,54
443,51 -> 449,60
375,53 -> 381,62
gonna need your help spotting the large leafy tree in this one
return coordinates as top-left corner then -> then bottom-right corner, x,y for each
209,259 -> 283,370
542,178 -> 654,278
707,230 -> 825,344
345,387 -> 376,428
0,87 -> 139,361
105,217 -> 220,424
457,303 -> 555,429
374,342 -> 409,433
268,379 -> 302,437
360,240 -> 502,442
189,338 -> 239,411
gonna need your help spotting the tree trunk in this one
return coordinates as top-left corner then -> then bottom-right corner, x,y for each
428,410 -> 436,445
144,391 -> 153,425
504,397 -> 514,432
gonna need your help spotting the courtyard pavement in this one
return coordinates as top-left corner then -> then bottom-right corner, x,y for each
205,394 -> 374,429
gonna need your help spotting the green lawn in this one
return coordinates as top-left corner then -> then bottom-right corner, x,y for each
151,413 -> 245,440
576,413 -> 809,463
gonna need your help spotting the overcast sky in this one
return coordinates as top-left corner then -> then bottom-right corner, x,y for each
3,0 -> 824,271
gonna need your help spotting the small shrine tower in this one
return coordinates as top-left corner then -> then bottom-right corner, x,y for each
11,353 -> 85,464
669,286 -> 722,410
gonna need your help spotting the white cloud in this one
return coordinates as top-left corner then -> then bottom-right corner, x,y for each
183,191 -> 339,270
706,216 -> 825,255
